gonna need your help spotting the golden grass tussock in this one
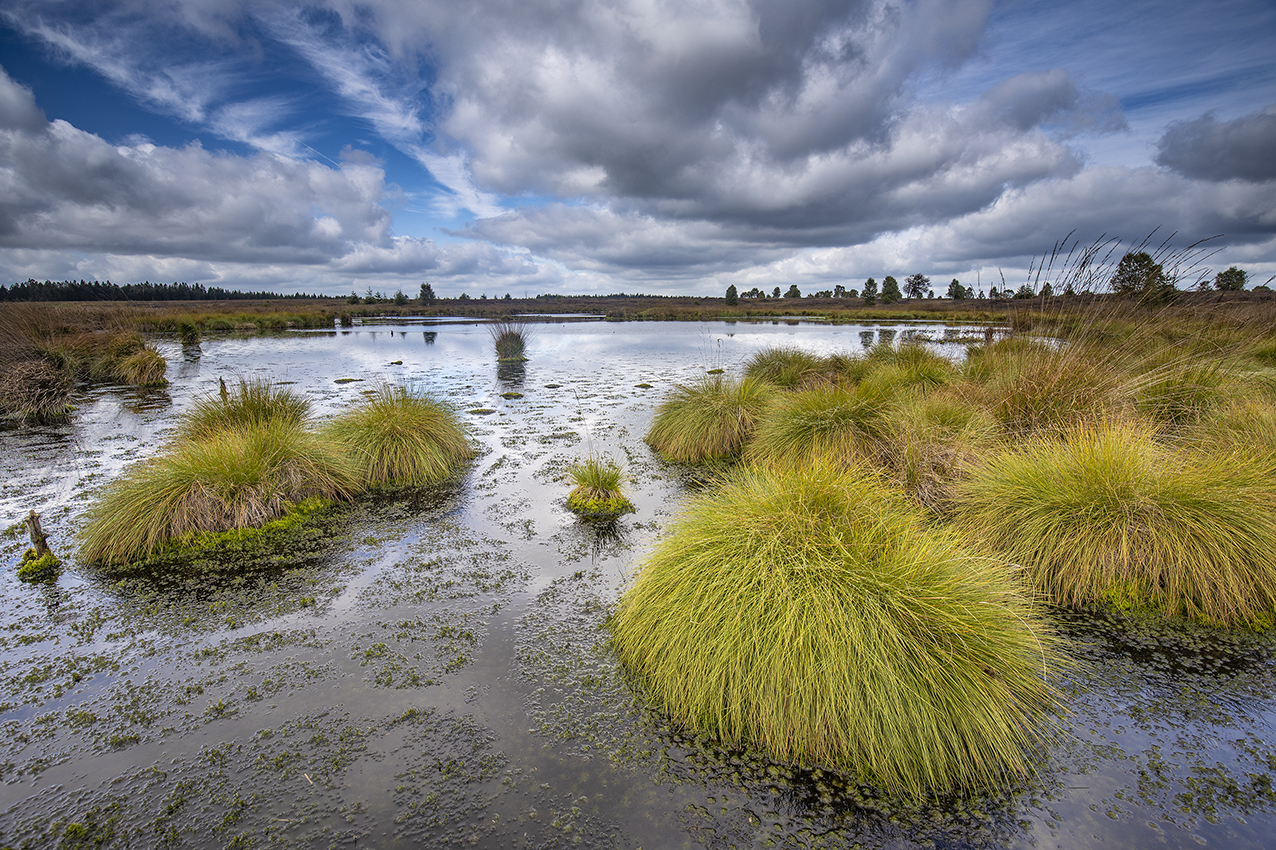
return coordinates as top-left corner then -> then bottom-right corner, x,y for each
746,381 -> 891,466
878,391 -> 998,512
78,420 -> 361,566
953,421 -> 1276,627
644,374 -> 775,463
961,339 -> 1122,436
611,461 -> 1061,795
566,456 -> 634,519
323,384 -> 471,486
743,346 -> 828,388
181,377 -> 313,439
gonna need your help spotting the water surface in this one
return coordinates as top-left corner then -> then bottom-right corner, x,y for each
1,319 -> 1273,849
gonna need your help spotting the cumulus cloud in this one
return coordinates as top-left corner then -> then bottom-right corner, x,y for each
1156,105 -> 1276,182
1,0 -> 1272,295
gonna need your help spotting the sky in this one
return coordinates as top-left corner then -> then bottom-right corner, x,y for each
0,0 -> 1273,298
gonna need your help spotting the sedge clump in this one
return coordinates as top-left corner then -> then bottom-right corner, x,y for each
565,456 -> 634,520
644,375 -> 774,464
953,421 -> 1276,627
611,460 -> 1061,796
323,384 -> 471,487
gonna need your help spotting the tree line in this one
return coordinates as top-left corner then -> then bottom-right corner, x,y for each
0,279 -> 320,302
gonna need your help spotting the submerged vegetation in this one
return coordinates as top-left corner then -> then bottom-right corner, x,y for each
565,456 -> 634,519
611,461 -> 1060,795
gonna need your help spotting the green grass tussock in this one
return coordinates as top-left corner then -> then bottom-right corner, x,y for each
743,346 -> 828,388
746,382 -> 890,466
323,384 -> 471,486
566,456 -> 634,519
953,422 -> 1276,627
644,375 -> 775,464
78,421 -> 361,566
181,377 -> 312,439
611,461 -> 1060,795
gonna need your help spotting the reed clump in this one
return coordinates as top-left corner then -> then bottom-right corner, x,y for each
323,384 -> 471,486
488,318 -> 530,362
77,420 -> 361,566
611,461 -> 1061,795
953,422 -> 1276,627
645,375 -> 775,463
565,456 -> 634,519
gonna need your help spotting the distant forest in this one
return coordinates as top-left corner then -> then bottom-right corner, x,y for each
0,279 -> 318,302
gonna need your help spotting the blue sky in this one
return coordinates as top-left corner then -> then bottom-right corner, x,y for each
0,0 -> 1273,296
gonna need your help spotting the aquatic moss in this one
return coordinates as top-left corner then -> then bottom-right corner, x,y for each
18,549 -> 61,583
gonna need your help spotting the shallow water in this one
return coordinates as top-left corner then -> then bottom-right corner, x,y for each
1,318 -> 1274,849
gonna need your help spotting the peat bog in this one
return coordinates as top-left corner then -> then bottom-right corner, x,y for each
1,317 -> 1276,849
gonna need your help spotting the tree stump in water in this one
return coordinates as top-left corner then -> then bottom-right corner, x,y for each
24,510 -> 53,559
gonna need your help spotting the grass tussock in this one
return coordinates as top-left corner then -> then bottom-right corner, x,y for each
566,456 -> 634,519
0,360 -> 72,422
78,421 -> 361,566
488,318 -> 530,362
611,461 -> 1061,795
323,384 -> 471,486
746,382 -> 891,466
182,377 -> 312,439
645,375 -> 775,463
744,346 -> 828,388
879,392 -> 998,512
954,422 -> 1276,627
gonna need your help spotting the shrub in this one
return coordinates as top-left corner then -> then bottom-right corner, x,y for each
78,421 -> 360,566
323,384 -> 471,486
565,456 -> 634,520
746,382 -> 890,465
953,422 -> 1276,627
644,375 -> 775,464
181,378 -> 312,439
610,461 -> 1061,795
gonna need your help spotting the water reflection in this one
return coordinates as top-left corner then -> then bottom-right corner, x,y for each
496,360 -> 525,384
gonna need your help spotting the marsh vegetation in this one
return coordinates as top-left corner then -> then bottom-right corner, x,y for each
5,310 -> 1276,848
